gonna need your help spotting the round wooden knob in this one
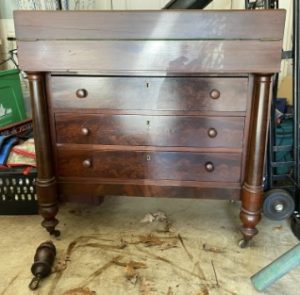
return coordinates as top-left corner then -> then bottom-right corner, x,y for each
210,89 -> 220,99
81,127 -> 90,136
82,159 -> 92,168
205,162 -> 214,172
76,89 -> 88,99
207,128 -> 217,138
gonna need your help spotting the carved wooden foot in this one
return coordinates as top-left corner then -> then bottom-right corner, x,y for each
40,203 -> 60,237
239,184 -> 263,247
36,177 -> 59,236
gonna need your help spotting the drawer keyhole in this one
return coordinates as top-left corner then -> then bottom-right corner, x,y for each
146,155 -> 151,161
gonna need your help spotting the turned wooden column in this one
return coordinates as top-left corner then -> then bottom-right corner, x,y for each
27,72 -> 59,236
240,74 -> 273,245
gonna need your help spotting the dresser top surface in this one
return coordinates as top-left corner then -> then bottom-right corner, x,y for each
14,10 -> 286,74
14,10 -> 285,41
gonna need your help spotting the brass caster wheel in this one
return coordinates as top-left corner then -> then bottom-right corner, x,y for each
238,239 -> 249,249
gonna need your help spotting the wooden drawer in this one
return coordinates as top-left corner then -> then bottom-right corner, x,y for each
55,114 -> 244,148
56,149 -> 242,182
51,76 -> 248,112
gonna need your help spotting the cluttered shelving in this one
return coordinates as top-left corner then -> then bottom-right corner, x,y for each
0,69 -> 37,214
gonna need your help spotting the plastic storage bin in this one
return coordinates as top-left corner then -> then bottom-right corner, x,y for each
275,118 -> 294,175
0,168 -> 38,215
0,69 -> 27,127
0,119 -> 37,215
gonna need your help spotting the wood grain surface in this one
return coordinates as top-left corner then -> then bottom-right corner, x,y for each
56,148 -> 242,182
14,10 -> 285,41
55,113 -> 245,148
50,76 -> 248,111
17,40 -> 282,73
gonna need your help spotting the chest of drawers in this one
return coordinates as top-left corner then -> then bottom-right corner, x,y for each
14,10 -> 285,245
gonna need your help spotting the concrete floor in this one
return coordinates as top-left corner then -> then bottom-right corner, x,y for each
0,197 -> 299,295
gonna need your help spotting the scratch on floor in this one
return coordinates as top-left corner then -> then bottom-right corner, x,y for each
194,261 -> 207,281
166,286 -> 174,295
195,286 -> 210,295
48,269 -> 65,295
135,245 -> 206,282
0,271 -> 21,295
46,233 -> 214,294
113,258 -> 147,285
194,261 -> 209,295
62,287 -> 96,295
211,260 -> 219,287
49,236 -> 99,295
177,234 -> 193,260
203,243 -> 225,254
80,255 -> 123,287
122,233 -> 179,250
222,288 -> 238,295
76,242 -> 128,251
177,234 -> 209,294
139,277 -> 157,295
52,256 -> 123,295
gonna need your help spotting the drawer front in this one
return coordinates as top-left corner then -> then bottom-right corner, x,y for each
51,76 -> 248,112
57,149 -> 242,182
55,114 -> 244,148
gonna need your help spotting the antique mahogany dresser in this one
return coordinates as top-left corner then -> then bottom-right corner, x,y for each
14,10 -> 285,246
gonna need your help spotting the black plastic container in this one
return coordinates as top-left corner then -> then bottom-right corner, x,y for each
0,168 -> 38,215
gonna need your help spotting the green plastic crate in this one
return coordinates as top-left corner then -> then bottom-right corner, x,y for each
0,69 -> 27,127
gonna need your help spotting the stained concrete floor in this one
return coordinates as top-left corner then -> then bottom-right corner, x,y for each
0,197 -> 299,295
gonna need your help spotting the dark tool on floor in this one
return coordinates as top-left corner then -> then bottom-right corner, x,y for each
251,243 -> 300,292
29,241 -> 56,290
291,212 -> 300,240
